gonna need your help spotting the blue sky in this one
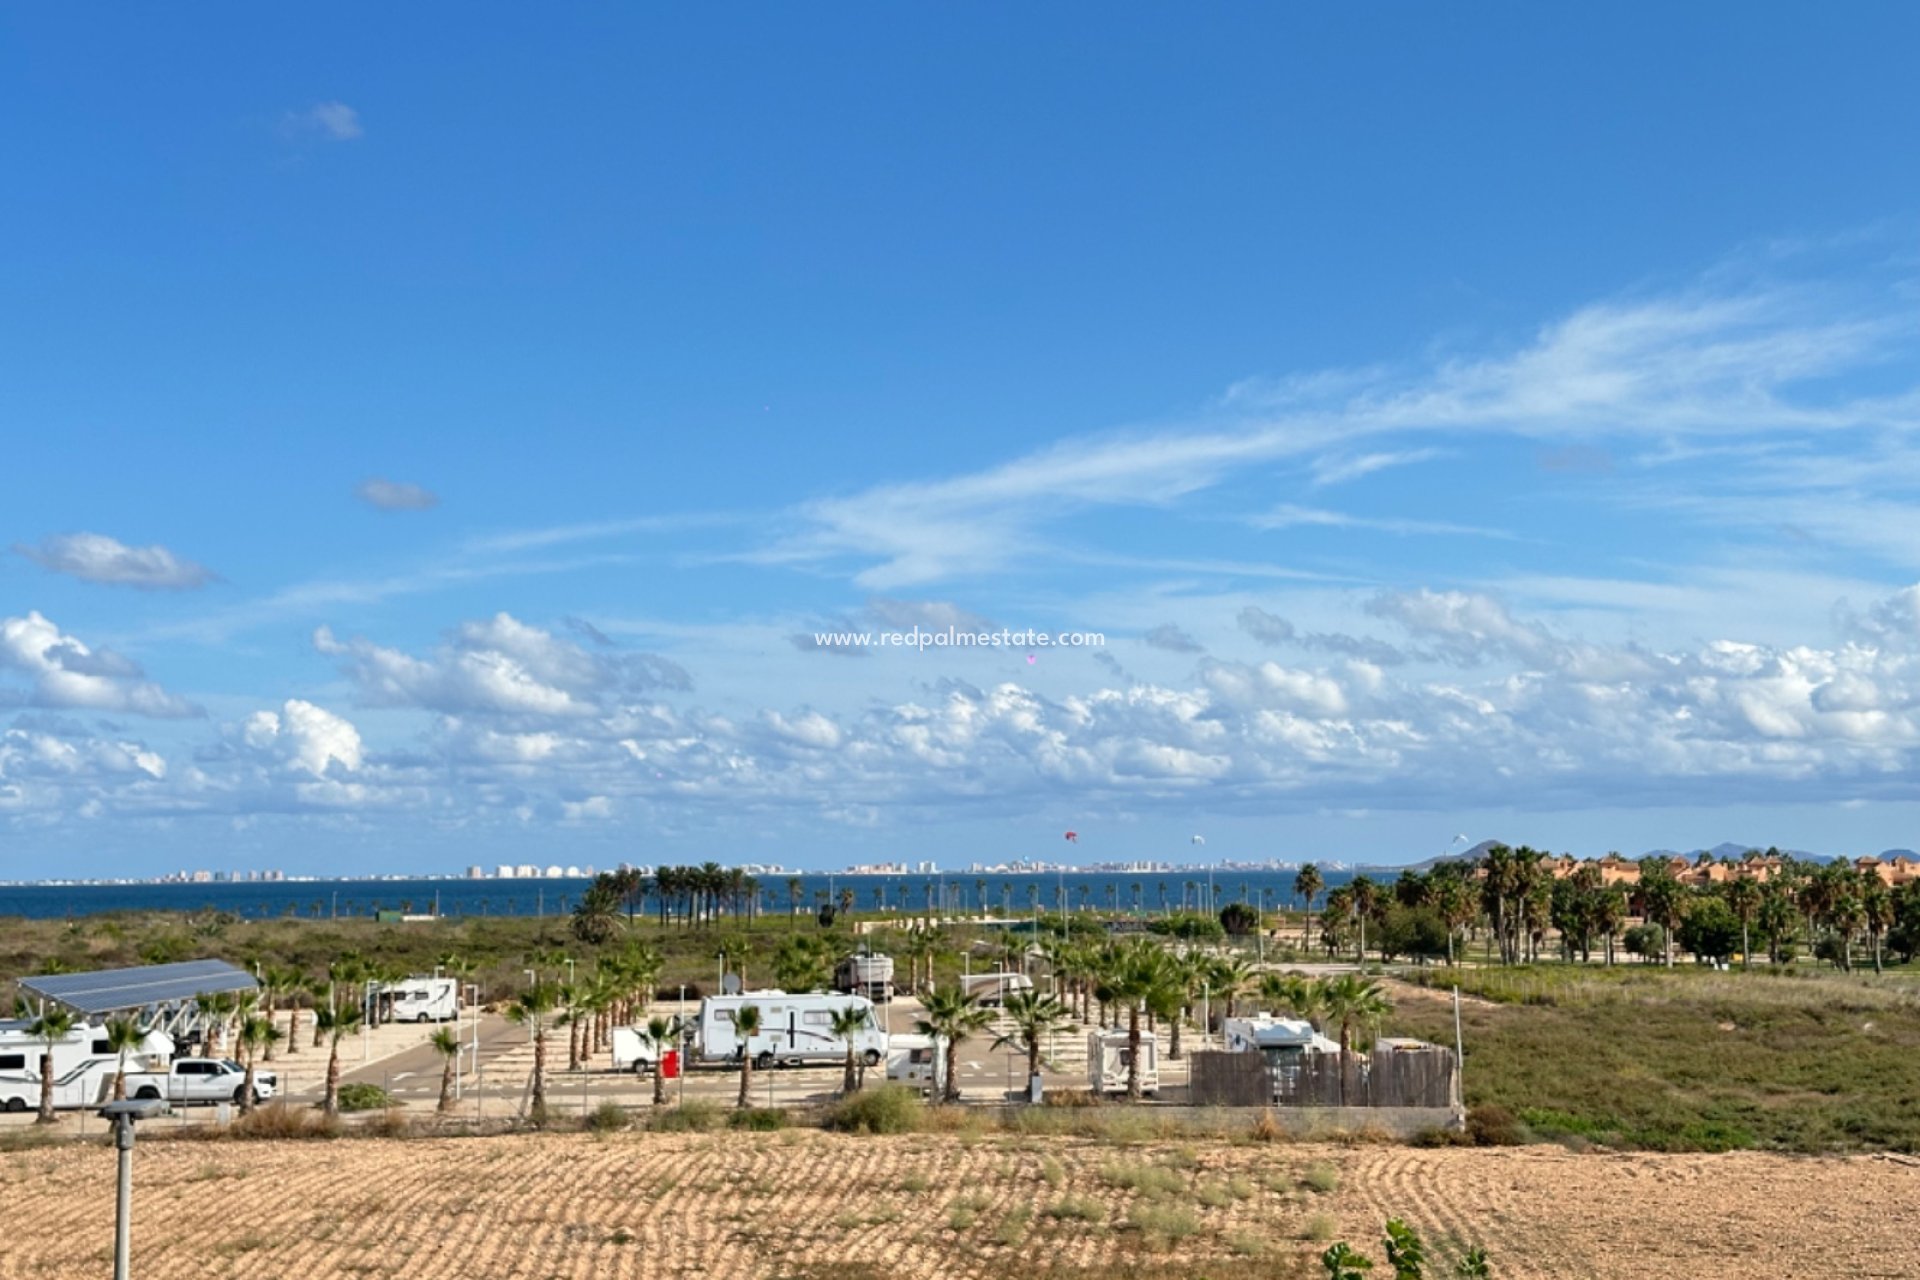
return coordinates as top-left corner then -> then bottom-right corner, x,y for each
6,5 -> 1920,876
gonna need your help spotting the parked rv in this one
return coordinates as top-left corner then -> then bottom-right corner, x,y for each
0,1019 -> 175,1113
1221,1014 -> 1341,1101
833,953 -> 896,1003
124,1058 -> 277,1106
693,991 -> 886,1070
885,1032 -> 947,1096
959,972 -> 1033,1006
374,977 -> 460,1024
1086,1028 -> 1159,1096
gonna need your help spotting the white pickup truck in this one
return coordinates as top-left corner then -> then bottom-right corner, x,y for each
124,1058 -> 278,1106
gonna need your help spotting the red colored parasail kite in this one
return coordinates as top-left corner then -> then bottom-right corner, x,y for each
1063,831 -> 1078,843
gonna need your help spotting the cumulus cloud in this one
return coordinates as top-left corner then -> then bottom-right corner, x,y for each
315,613 -> 690,717
16,533 -> 215,590
1237,606 -> 1296,646
0,613 -> 200,718
1144,624 -> 1204,653
356,478 -> 439,511
242,700 -> 364,777
285,101 -> 363,142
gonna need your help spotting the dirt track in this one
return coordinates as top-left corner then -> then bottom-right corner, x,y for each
0,1131 -> 1912,1278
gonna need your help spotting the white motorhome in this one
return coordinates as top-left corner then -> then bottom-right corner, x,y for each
834,953 -> 896,1003
0,1019 -> 175,1113
375,977 -> 460,1023
959,972 -> 1032,1006
885,1032 -> 947,1096
694,991 -> 886,1070
1086,1027 -> 1159,1096
1222,1014 -> 1341,1100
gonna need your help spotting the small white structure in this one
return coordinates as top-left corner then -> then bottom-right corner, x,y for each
1222,1014 -> 1342,1100
885,1032 -> 947,1096
0,1020 -> 175,1113
834,953 -> 896,1003
375,978 -> 460,1023
610,1026 -> 660,1074
1086,1028 -> 1158,1096
694,991 -> 886,1069
960,972 -> 1033,1006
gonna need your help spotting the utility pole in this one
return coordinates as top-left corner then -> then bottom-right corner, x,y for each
102,1100 -> 165,1280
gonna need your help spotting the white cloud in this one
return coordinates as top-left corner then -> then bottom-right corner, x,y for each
286,101 -> 363,142
356,478 -> 439,511
765,263 -> 1919,587
1309,448 -> 1448,487
1250,504 -> 1513,539
1237,606 -> 1296,646
0,613 -> 199,718
315,612 -> 690,717
16,533 -> 215,590
242,700 -> 364,777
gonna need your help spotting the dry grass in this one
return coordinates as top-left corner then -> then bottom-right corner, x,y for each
0,1130 -> 1916,1278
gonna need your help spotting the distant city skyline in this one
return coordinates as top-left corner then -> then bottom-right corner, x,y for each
7,8 -> 1920,876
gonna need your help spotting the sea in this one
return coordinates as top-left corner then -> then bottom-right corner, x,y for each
0,868 -> 1372,922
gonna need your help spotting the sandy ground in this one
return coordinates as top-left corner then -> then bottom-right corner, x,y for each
0,1130 -> 1912,1279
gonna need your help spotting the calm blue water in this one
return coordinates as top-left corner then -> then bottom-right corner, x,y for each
0,869 -> 1370,921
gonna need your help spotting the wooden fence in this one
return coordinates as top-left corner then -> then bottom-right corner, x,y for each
1189,1046 -> 1458,1109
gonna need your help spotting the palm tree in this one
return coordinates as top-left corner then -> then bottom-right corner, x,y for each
103,1016 -> 146,1102
734,1004 -> 763,1108
237,1013 -> 280,1114
1640,873 -> 1688,969
28,1008 -> 75,1124
431,1027 -> 461,1113
913,987 -> 991,1103
828,1004 -> 872,1094
1725,877 -> 1762,971
1099,940 -> 1175,1101
507,983 -> 560,1121
1319,974 -> 1391,1104
1349,876 -> 1380,962
992,989 -> 1070,1088
641,1016 -> 676,1106
1294,863 -> 1323,948
315,1002 -> 363,1117
1863,880 -> 1893,974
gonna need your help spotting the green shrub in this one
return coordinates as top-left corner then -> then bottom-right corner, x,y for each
822,1084 -> 923,1134
650,1101 -> 723,1132
1466,1104 -> 1528,1147
1045,1196 -> 1104,1222
335,1083 -> 393,1113
1100,1162 -> 1185,1199
586,1101 -> 631,1132
1127,1204 -> 1200,1249
1301,1163 -> 1339,1194
728,1107 -> 788,1131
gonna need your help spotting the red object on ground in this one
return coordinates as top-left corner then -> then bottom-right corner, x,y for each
661,1049 -> 680,1079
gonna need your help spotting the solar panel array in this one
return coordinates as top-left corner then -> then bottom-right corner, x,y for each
18,959 -> 258,1015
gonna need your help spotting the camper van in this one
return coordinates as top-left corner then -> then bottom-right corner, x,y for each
1086,1028 -> 1159,1096
959,972 -> 1033,1007
0,1019 -> 175,1113
1221,1015 -> 1341,1100
694,991 -> 886,1070
374,977 -> 460,1024
611,1017 -> 687,1074
885,1032 -> 947,1096
833,953 -> 896,1003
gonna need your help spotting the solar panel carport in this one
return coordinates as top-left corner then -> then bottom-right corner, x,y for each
17,960 -> 258,1031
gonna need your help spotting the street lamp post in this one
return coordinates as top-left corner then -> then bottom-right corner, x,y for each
677,984 -> 688,1106
101,1098 -> 166,1280
524,969 -> 536,1044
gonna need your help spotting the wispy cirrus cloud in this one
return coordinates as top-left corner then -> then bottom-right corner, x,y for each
1249,504 -> 1515,540
1308,447 -> 1448,487
356,478 -> 439,512
15,532 -> 216,590
284,101 -> 363,142
761,256 -> 1920,588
